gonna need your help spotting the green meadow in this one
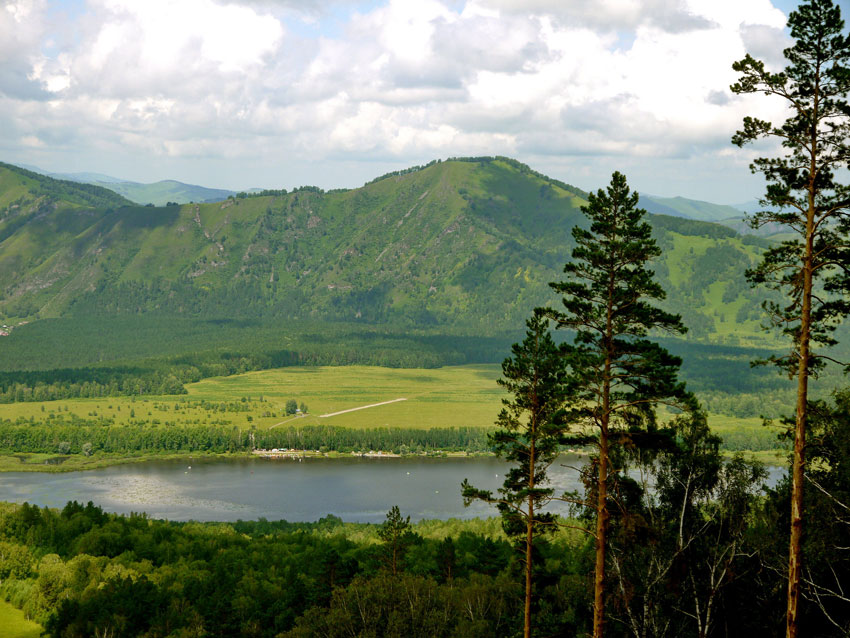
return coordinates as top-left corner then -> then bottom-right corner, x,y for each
0,364 -> 504,431
0,364 -> 784,461
0,600 -> 42,638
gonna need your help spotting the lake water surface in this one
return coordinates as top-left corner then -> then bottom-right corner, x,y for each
0,455 -> 785,523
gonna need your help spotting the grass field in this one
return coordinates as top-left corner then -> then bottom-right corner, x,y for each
0,363 -> 781,434
0,364 -> 507,431
0,600 -> 42,638
0,364 -> 786,456
188,364 -> 506,429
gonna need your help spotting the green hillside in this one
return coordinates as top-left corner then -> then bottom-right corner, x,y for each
0,162 -> 131,210
0,157 -> 776,346
14,163 -> 236,205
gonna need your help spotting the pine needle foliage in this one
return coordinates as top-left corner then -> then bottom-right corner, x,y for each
730,1 -> 850,634
547,171 -> 692,637
462,309 -> 568,638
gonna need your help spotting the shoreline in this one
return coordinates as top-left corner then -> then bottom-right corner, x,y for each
0,446 -> 786,473
0,449 -> 495,473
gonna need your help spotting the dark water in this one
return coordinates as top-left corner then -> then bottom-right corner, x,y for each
0,456 -> 785,523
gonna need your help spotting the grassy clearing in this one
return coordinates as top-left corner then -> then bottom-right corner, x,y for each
0,364 -> 506,431
0,364 -> 786,466
0,600 -> 42,638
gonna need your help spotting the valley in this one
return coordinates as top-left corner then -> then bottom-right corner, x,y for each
0,157 -> 819,472
0,364 -> 787,475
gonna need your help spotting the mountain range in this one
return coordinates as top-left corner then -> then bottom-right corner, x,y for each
20,161 -> 752,223
0,157 -> 780,347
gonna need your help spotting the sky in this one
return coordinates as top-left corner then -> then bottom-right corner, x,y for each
0,0 -> 832,202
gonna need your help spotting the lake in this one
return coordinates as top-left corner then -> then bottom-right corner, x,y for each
0,455 -> 785,523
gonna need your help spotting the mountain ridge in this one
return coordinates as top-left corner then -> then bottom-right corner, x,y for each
16,160 -> 757,222
0,157 -> 775,346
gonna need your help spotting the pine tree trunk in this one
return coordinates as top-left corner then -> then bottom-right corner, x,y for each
594,347 -> 611,638
787,178 -> 815,638
593,423 -> 609,638
786,102 -> 821,638
525,438 -> 535,638
594,271 -> 615,638
786,266 -> 809,638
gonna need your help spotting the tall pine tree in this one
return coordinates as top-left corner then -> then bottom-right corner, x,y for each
731,2 -> 850,634
547,171 -> 691,638
462,309 -> 568,638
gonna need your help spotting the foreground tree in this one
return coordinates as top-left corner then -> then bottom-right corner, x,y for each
378,506 -> 415,576
462,310 -> 568,638
730,2 -> 850,634
548,171 -> 691,637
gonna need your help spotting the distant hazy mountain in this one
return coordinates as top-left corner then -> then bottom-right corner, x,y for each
639,194 -> 746,222
13,163 -> 235,205
16,164 -> 128,184
731,200 -> 767,215
96,179 -> 236,206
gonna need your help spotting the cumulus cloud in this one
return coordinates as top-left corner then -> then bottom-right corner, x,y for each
0,0 -> 797,200
740,23 -> 793,68
480,0 -> 715,33
0,0 -> 52,99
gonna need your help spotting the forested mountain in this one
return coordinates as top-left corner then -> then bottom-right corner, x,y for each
0,157 -> 775,346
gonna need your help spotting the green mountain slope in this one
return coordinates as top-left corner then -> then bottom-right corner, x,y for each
0,157 -> 775,346
0,162 -> 132,210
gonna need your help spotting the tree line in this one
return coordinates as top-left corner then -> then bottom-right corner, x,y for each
0,421 -> 493,456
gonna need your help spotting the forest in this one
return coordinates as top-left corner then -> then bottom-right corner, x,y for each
0,391 -> 845,637
0,420 -> 493,456
0,315 -> 828,421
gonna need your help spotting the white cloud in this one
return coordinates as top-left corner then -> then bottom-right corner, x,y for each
74,0 -> 285,98
0,0 -> 799,200
0,0 -> 51,99
480,0 -> 716,32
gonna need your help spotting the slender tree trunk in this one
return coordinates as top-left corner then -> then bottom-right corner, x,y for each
525,438 -> 535,638
787,262 -> 810,638
594,419 -> 609,638
594,353 -> 611,638
787,178 -> 815,638
787,99 -> 820,638
594,267 -> 615,638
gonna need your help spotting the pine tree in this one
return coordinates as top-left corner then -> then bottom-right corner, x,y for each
547,171 -> 691,638
378,505 -> 414,576
730,2 -> 850,635
462,309 -> 568,638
